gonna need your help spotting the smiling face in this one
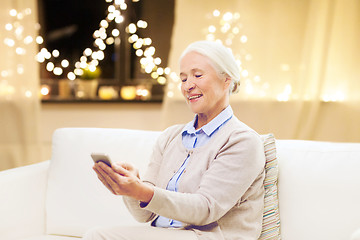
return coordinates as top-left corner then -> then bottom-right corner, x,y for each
180,51 -> 231,128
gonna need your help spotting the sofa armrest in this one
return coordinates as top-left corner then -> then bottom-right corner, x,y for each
0,161 -> 49,239
351,228 -> 360,240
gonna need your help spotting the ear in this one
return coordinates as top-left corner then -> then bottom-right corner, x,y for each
224,75 -> 232,90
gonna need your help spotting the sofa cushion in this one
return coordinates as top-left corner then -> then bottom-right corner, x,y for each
276,140 -> 360,240
23,235 -> 76,240
46,128 -> 161,237
259,134 -> 281,240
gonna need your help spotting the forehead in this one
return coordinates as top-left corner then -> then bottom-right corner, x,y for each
180,51 -> 213,73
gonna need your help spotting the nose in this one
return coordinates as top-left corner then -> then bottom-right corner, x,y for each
183,78 -> 195,92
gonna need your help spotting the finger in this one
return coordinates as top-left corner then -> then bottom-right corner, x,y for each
95,163 -> 129,195
118,162 -> 134,171
96,164 -> 118,185
93,165 -> 111,185
97,175 -> 115,195
114,162 -> 140,178
93,165 -> 116,194
96,162 -> 120,183
93,166 -> 115,194
112,163 -> 130,176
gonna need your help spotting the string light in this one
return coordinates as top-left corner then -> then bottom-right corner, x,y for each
170,9 -> 267,100
25,90 -> 32,98
52,49 -> 60,58
213,10 -> 220,17
15,0 -> 171,89
61,59 -> 69,68
17,64 -> 24,74
127,23 -> 137,34
23,36 -> 33,44
36,36 -> 43,44
53,67 -> 63,76
67,72 -> 76,80
40,85 -> 50,96
32,0 -> 132,81
322,91 -> 346,102
46,62 -> 54,72
6,3 -> 349,102
276,84 -> 292,102
111,29 -> 120,37
115,15 -> 124,23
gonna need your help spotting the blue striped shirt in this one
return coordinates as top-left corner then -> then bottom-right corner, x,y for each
154,105 -> 233,228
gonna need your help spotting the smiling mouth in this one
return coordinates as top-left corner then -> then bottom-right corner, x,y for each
188,94 -> 203,100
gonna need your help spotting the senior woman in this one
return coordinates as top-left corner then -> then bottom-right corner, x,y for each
83,40 -> 265,240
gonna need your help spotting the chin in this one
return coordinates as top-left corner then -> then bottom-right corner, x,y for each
186,98 -> 206,113
188,106 -> 203,115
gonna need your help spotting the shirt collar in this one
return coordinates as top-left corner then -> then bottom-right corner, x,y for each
182,105 -> 233,137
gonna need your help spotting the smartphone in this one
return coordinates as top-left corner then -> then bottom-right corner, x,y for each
91,153 -> 113,167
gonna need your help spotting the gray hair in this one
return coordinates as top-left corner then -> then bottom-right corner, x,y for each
180,40 -> 240,94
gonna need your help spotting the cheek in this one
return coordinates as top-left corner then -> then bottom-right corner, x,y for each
180,84 -> 186,96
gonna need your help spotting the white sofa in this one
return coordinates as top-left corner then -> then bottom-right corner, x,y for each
1,127 -> 360,240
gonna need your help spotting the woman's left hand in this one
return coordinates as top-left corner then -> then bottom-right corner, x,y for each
93,162 -> 154,203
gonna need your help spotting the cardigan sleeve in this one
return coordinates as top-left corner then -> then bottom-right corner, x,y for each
123,125 -> 184,223
142,130 -> 265,226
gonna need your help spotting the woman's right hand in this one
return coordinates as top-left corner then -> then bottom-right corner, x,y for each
93,162 -> 154,204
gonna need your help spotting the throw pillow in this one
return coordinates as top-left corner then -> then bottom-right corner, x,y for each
259,134 -> 281,240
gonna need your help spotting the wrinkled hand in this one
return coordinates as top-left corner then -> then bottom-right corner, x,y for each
93,162 -> 153,203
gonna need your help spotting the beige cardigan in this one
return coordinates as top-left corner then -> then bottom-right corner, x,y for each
124,116 -> 265,240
